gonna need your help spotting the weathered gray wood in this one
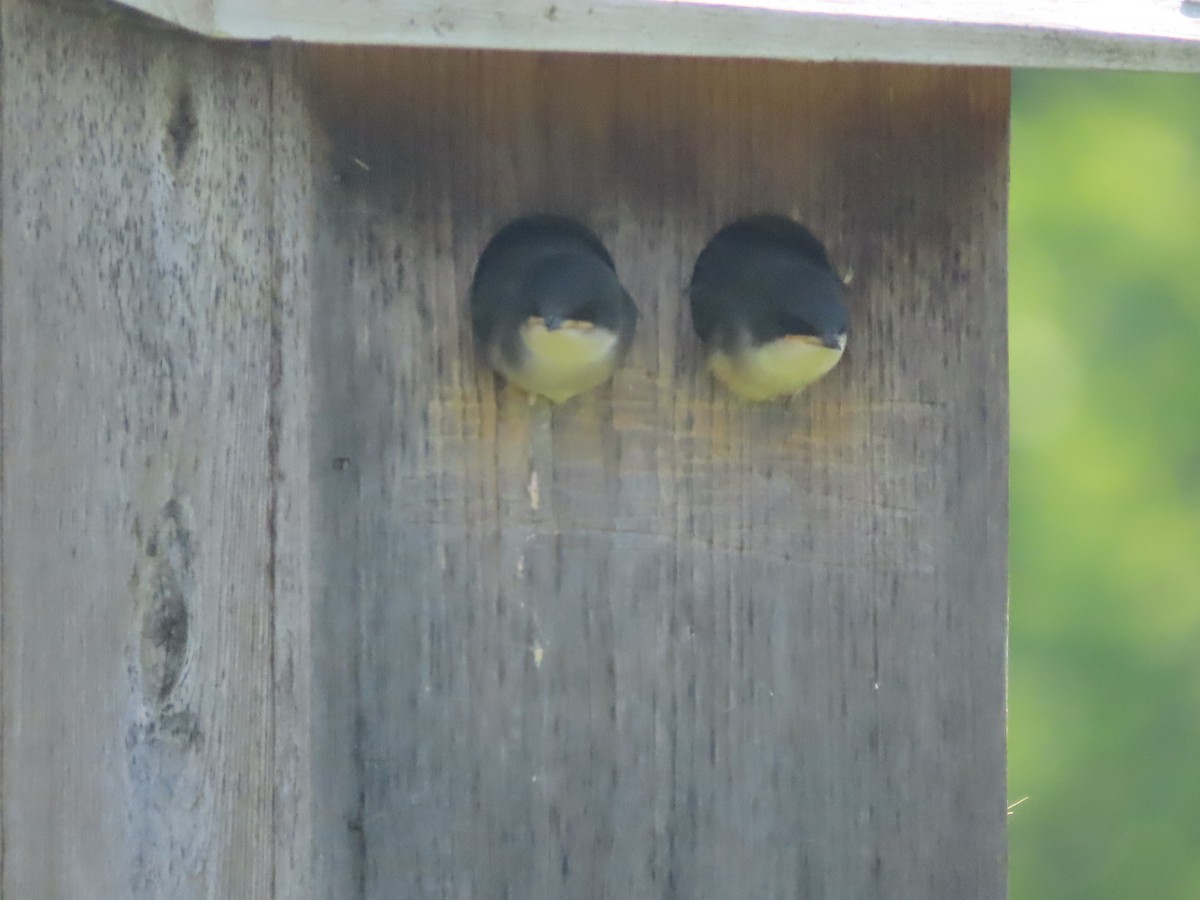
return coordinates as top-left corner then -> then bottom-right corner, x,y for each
268,44 -> 321,900
2,5 -> 1009,894
1,2 -> 280,896
114,0 -> 1200,73
302,48 -> 1010,899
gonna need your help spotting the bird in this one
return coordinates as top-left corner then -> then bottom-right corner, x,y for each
470,215 -> 639,404
688,215 -> 850,402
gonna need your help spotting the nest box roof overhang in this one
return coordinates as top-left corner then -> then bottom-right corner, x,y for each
115,0 -> 1200,72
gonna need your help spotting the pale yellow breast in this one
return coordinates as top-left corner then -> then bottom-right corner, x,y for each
709,335 -> 845,401
500,319 -> 622,403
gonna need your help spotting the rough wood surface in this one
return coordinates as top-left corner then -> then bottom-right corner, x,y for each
114,0 -> 1200,73
1,3 -> 1009,895
301,47 -> 1010,899
267,44 -> 321,900
1,3 -> 280,896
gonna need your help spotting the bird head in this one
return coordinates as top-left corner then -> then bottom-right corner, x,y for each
751,259 -> 849,349
525,252 -> 628,333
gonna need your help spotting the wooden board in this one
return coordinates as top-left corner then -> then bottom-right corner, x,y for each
0,2 -> 281,896
115,0 -> 1200,73
267,45 -> 322,900
1,2 -> 1010,895
300,46 -> 1011,899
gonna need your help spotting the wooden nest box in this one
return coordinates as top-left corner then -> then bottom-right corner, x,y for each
2,1 -> 1196,897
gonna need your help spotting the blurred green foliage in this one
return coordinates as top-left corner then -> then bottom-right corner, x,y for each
1009,70 -> 1200,899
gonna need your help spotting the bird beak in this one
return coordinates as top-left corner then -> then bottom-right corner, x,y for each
822,332 -> 847,351
525,315 -> 594,333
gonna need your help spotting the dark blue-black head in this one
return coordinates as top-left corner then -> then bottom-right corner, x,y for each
525,251 -> 635,334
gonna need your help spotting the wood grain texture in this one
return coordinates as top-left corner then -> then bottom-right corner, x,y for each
268,44 -> 321,900
301,47 -> 1010,899
1,2 -> 277,897
1,7 -> 1008,894
113,0 -> 1200,73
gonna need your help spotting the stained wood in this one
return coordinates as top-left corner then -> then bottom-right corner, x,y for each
301,47 -> 1010,899
118,0 -> 1200,73
1,2 -> 278,896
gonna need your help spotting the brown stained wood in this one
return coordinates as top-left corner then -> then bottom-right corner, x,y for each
1,2 -> 276,897
302,48 -> 1010,899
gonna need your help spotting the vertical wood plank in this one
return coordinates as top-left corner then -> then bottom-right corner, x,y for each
302,49 -> 1009,899
1,3 -> 276,897
269,43 -> 321,900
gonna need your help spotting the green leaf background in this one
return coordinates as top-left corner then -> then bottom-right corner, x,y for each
1010,70 -> 1200,899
